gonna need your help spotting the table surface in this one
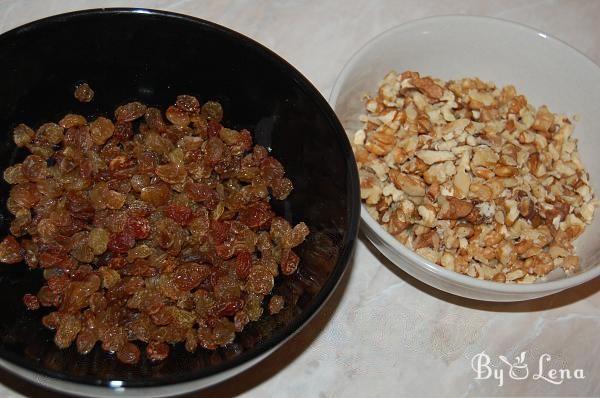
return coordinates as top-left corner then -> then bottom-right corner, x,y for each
1,1 -> 599,397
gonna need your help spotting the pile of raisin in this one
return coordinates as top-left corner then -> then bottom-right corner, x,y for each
0,94 -> 308,364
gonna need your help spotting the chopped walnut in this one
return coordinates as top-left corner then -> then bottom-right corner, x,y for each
354,71 -> 597,283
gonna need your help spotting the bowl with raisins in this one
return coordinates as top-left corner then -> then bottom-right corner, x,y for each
0,8 -> 359,397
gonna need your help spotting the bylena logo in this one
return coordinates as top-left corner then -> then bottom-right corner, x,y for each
471,351 -> 585,387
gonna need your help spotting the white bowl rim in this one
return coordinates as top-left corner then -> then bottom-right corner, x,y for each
329,14 -> 600,294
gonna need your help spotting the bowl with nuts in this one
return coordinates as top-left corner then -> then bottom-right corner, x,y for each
331,15 -> 600,301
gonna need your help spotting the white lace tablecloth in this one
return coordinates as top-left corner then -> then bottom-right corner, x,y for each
0,1 -> 599,397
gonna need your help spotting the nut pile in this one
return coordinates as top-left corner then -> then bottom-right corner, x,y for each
0,93 -> 308,364
354,71 -> 597,283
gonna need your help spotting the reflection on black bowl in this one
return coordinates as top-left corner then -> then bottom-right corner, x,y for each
0,8 -> 359,397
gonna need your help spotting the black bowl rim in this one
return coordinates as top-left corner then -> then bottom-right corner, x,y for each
0,7 -> 360,389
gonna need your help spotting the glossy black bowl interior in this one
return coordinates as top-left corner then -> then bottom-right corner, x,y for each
0,9 -> 359,388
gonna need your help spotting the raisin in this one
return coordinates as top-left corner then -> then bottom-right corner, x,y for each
175,95 -> 200,113
268,295 -> 284,315
89,292 -> 107,313
10,214 -> 31,237
74,83 -> 94,103
173,262 -> 210,291
168,148 -> 185,165
269,217 -> 291,242
246,266 -> 274,295
105,190 -> 127,210
165,105 -> 190,127
212,318 -> 235,346
163,203 -> 193,225
115,102 -> 147,122
4,164 -> 28,185
59,114 -> 87,129
38,251 -> 66,268
213,275 -> 241,302
146,341 -> 169,362
144,108 -> 167,131
244,293 -> 264,321
64,125 -> 93,152
88,228 -> 110,255
156,163 -> 187,184
60,278 -> 100,313
260,157 -> 285,183
210,220 -> 231,245
29,145 -> 54,159
280,248 -> 300,275
23,293 -> 40,310
37,123 -> 64,145
107,232 -> 135,254
235,251 -> 252,279
126,244 -> 153,262
143,132 -> 172,155
124,216 -> 151,240
82,158 -> 101,181
89,117 -> 114,145
108,256 -> 128,270
10,183 -> 41,208
71,243 -> 94,263
99,266 -> 121,289
197,326 -> 217,350
13,124 -> 35,147
122,276 -> 145,294
252,145 -> 269,162
109,155 -> 134,173
201,101 -> 223,121
37,178 -> 63,198
184,182 -> 219,209
66,191 -> 94,220
233,311 -> 249,332
140,183 -> 170,206
22,155 -> 48,182
282,222 -> 310,249
184,329 -> 198,353
101,325 -> 127,353
271,177 -> 293,200
214,298 -> 244,317
124,259 -> 157,278
47,274 -> 70,294
76,328 -> 97,354
238,202 -> 274,229
214,242 -> 234,259
219,128 -> 252,155
130,174 -> 150,192
150,307 -> 173,326
0,236 -> 23,263
113,121 -> 133,141
207,120 -> 222,137
42,312 -> 61,329
117,342 -> 140,364
205,136 -> 225,165
54,314 -> 81,349
37,220 -> 58,243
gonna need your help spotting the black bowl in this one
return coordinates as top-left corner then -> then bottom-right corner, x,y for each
0,8 -> 359,397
